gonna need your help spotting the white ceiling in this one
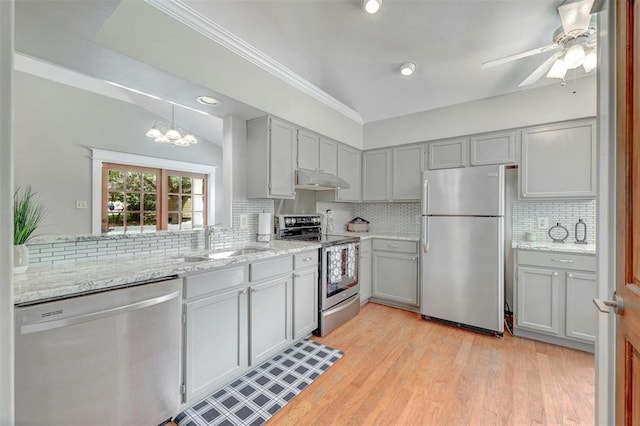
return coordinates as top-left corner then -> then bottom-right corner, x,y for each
182,0 -> 593,123
14,0 -> 597,129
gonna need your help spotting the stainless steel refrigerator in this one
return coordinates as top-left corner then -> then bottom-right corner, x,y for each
420,164 -> 504,335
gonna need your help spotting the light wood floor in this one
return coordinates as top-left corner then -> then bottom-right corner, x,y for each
269,302 -> 595,425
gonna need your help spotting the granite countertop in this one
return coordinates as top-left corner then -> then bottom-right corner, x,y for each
14,240 -> 321,306
330,231 -> 420,242
513,240 -> 596,255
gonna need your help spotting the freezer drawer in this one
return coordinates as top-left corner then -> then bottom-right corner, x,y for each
421,216 -> 504,333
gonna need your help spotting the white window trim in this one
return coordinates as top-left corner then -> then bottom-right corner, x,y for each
91,148 -> 216,235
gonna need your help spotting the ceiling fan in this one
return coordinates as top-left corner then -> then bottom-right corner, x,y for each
482,0 -> 606,87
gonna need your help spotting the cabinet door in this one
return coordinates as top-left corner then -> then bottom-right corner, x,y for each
297,129 -> 319,171
293,268 -> 319,340
470,131 -> 517,166
520,119 -> 596,199
427,138 -> 468,169
516,267 -> 560,335
336,145 -> 362,202
372,251 -> 418,305
249,277 -> 290,365
393,145 -> 423,200
362,149 -> 391,201
359,240 -> 373,303
319,137 -> 338,175
269,118 -> 297,198
184,288 -> 247,402
565,272 -> 597,343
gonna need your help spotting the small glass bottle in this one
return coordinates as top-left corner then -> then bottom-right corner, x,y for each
575,219 -> 587,244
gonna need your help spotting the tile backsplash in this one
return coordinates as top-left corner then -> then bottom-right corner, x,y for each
28,198 -> 273,267
512,200 -> 596,244
317,201 -> 420,234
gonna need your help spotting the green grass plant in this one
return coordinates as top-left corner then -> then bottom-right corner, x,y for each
14,186 -> 48,245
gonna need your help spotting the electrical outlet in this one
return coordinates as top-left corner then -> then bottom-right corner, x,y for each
240,214 -> 248,229
537,217 -> 549,230
75,200 -> 88,209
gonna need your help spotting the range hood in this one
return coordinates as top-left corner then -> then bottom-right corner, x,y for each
295,169 -> 350,191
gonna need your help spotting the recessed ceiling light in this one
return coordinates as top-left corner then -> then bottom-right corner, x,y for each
363,0 -> 382,14
196,96 -> 220,106
400,62 -> 416,76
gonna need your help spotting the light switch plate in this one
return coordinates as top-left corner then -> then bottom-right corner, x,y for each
240,214 -> 248,229
537,217 -> 549,230
75,200 -> 88,209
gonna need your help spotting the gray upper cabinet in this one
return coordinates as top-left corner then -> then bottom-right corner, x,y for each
470,130 -> 517,166
392,145 -> 423,200
247,116 -> 297,199
336,144 -> 362,202
427,137 -> 468,169
319,137 -> 338,175
297,129 -> 320,171
520,119 -> 596,199
362,149 -> 391,201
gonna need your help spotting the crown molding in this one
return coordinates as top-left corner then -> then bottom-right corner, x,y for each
145,0 -> 364,124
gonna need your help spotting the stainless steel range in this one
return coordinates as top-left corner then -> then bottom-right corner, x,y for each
275,214 -> 360,336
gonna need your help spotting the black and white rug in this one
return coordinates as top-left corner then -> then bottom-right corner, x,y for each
175,339 -> 343,426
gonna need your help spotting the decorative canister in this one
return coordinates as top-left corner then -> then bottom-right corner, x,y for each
575,218 -> 588,244
548,222 -> 569,243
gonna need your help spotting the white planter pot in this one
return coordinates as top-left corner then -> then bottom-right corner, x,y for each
14,244 -> 29,274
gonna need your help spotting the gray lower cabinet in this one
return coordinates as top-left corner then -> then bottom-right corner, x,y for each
514,249 -> 596,352
371,239 -> 419,309
359,240 -> 372,303
292,267 -> 318,340
183,288 -> 247,402
249,276 -> 291,365
520,119 -> 596,199
182,265 -> 248,403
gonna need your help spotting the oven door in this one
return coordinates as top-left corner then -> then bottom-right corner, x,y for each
322,243 -> 359,309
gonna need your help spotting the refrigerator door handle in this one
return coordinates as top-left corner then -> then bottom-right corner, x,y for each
422,216 -> 429,253
422,179 -> 429,215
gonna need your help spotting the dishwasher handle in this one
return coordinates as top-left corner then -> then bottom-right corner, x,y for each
20,290 -> 181,334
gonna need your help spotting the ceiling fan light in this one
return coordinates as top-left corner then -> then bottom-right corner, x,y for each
155,135 -> 170,143
183,133 -> 197,144
583,49 -> 597,72
547,58 -> 568,79
165,127 -> 181,141
363,0 -> 381,14
173,138 -> 190,147
400,62 -> 416,76
564,42 -> 585,69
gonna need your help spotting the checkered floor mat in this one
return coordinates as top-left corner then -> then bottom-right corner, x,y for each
175,339 -> 343,426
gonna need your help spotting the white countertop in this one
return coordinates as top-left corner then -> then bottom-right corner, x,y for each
330,231 -> 420,242
14,240 -> 321,306
513,240 -> 596,255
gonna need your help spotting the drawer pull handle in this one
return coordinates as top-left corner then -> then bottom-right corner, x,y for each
551,258 -> 574,263
302,257 -> 313,261
388,244 -> 400,249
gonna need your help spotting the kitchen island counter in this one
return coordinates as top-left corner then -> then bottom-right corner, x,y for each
14,240 -> 321,305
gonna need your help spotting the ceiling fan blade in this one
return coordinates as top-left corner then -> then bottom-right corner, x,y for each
558,0 -> 594,36
518,52 -> 563,87
590,0 -> 606,14
481,44 -> 560,69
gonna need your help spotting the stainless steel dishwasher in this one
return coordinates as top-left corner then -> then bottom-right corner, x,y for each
15,278 -> 182,425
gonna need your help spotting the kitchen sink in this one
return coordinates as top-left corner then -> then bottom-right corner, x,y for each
179,247 -> 269,262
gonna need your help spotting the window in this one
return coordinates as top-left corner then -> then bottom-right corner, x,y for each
92,149 -> 216,235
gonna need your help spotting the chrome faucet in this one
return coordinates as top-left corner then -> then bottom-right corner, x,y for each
204,223 -> 222,251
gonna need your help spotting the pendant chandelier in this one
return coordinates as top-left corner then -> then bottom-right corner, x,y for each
145,104 -> 197,147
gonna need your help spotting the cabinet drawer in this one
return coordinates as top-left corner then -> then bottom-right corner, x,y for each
372,239 -> 417,254
294,251 -> 319,270
517,250 -> 595,272
184,265 -> 247,299
250,256 -> 293,282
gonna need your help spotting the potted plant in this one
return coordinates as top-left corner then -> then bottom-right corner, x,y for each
14,186 -> 47,274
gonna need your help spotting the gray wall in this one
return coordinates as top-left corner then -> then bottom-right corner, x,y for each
13,71 -> 223,236
364,75 -> 597,149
